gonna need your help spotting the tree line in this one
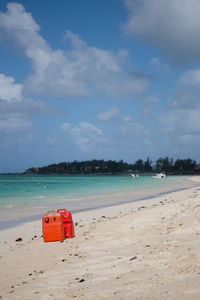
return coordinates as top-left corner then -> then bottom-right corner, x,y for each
25,157 -> 200,174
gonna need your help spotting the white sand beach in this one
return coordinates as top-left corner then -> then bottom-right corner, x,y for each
1,176 -> 200,299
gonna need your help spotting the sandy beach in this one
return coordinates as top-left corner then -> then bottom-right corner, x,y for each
1,177 -> 200,300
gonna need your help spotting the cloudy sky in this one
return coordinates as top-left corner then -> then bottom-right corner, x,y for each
1,0 -> 200,172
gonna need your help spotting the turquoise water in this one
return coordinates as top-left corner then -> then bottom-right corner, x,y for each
0,174 -> 189,208
0,174 -> 197,227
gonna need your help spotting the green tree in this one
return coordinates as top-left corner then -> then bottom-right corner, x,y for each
144,157 -> 152,171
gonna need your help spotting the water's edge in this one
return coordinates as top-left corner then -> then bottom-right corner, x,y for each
0,183 -> 198,231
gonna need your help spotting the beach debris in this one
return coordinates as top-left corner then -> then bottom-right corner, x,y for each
138,206 -> 146,210
75,222 -> 78,226
101,215 -> 106,218
15,238 -> 22,242
130,256 -> 137,261
113,291 -> 119,294
75,277 -> 85,283
61,259 -> 66,262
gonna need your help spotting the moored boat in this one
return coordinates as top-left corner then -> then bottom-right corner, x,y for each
152,173 -> 166,179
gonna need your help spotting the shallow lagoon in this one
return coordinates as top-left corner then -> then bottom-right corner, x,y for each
0,174 -> 197,226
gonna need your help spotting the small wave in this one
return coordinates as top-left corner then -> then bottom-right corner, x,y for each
4,205 -> 14,208
35,196 -> 45,199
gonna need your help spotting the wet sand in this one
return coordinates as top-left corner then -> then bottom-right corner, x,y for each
0,176 -> 200,299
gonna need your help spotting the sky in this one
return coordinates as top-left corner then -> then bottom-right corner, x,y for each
1,0 -> 200,172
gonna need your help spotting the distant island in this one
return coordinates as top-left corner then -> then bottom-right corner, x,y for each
25,157 -> 200,175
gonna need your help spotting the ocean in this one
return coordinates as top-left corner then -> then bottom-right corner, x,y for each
0,174 -> 196,227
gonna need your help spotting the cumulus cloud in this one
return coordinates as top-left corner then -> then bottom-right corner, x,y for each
98,107 -> 120,122
0,73 -> 22,102
123,0 -> 200,64
179,68 -> 200,87
157,88 -> 200,156
0,113 -> 32,133
0,3 -> 150,99
0,73 -> 56,133
160,110 -> 200,135
61,118 -> 153,158
61,122 -> 108,152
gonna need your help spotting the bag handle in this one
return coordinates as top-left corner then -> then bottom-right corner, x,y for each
57,208 -> 67,213
46,210 -> 56,215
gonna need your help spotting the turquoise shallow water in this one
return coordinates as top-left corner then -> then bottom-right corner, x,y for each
0,174 -> 190,208
0,174 -> 198,228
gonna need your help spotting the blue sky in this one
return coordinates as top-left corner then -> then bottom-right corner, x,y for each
1,0 -> 200,172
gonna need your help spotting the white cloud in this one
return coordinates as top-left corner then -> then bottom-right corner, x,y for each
0,3 -> 150,99
157,89 -> 200,155
117,119 -> 150,139
123,0 -> 200,64
0,73 -> 56,133
141,96 -> 159,118
64,30 -> 86,48
122,115 -> 131,122
0,113 -> 32,133
61,122 -> 108,152
179,68 -> 200,87
98,107 -> 120,122
109,118 -> 154,157
150,57 -> 169,72
0,73 -> 22,102
160,108 -> 200,135
61,118 -> 153,158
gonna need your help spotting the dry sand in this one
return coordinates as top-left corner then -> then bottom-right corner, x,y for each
1,177 -> 200,300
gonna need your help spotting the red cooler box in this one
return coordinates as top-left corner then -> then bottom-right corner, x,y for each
57,209 -> 74,238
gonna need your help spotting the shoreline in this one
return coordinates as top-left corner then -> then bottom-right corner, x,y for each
0,176 -> 198,230
1,178 -> 200,299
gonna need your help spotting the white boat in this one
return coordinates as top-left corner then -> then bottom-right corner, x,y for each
152,173 -> 166,179
131,174 -> 139,178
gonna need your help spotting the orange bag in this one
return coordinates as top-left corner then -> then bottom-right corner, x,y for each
42,210 -> 65,242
